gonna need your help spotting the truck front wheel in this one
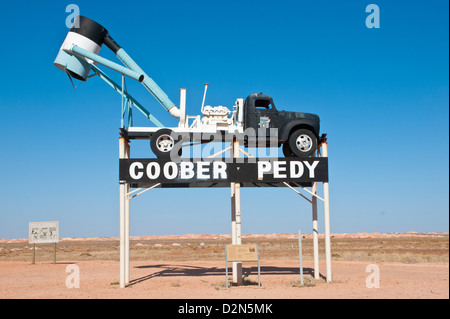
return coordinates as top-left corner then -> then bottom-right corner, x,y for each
282,142 -> 294,157
288,129 -> 317,158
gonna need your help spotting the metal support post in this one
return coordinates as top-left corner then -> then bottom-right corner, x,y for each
119,189 -> 125,287
312,148 -> 320,280
230,137 -> 242,285
225,245 -> 229,288
257,244 -> 261,288
179,88 -> 186,128
119,137 -> 130,288
298,230 -> 304,286
312,181 -> 320,280
125,141 -> 130,284
322,142 -> 332,282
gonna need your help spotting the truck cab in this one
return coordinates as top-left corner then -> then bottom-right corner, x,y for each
243,93 -> 320,157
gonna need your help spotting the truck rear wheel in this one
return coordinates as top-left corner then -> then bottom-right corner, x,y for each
150,129 -> 182,159
288,129 -> 317,158
282,142 -> 294,157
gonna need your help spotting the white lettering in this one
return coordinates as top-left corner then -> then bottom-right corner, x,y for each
213,161 -> 227,179
303,160 -> 319,178
222,303 -> 273,314
223,304 -> 231,313
163,162 -> 178,179
258,161 -> 272,179
146,162 -> 160,179
290,161 -> 304,178
126,159 -> 323,183
179,303 -> 212,316
180,162 -> 195,179
197,162 -> 210,179
273,161 -> 287,178
129,162 -> 144,179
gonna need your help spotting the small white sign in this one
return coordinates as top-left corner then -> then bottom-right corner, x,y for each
29,221 -> 59,244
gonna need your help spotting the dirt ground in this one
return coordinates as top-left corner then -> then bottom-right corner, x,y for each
0,260 -> 448,299
0,233 -> 448,299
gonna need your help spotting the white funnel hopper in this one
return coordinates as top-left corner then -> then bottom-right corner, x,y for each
54,16 -> 107,81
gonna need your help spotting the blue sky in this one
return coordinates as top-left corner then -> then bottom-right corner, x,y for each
0,0 -> 448,238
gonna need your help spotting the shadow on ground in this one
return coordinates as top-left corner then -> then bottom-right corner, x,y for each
129,264 -> 325,286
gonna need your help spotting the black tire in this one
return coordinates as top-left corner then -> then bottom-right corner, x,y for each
288,129 -> 317,158
282,142 -> 294,157
150,129 -> 182,159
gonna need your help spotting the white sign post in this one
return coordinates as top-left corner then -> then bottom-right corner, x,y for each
29,221 -> 59,264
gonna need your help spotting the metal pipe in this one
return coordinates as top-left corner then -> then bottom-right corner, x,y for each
298,230 -> 304,286
115,48 -> 181,118
292,182 -> 325,202
129,183 -> 161,199
207,146 -> 232,159
68,46 -> 144,82
89,64 -> 163,127
179,89 -> 187,128
322,142 -> 332,282
231,138 -> 243,285
312,181 -> 320,280
257,244 -> 261,288
230,181 -> 237,283
201,83 -> 209,112
237,98 -> 244,127
225,245 -> 229,288
119,137 -> 127,288
124,143 -> 130,285
283,182 -> 312,203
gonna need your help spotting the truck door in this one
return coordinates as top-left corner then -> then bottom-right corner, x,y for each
248,97 -> 279,142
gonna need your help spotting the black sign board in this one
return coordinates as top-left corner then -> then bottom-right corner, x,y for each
119,158 -> 328,188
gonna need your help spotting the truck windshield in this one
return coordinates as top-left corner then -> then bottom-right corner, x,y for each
255,99 -> 274,110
